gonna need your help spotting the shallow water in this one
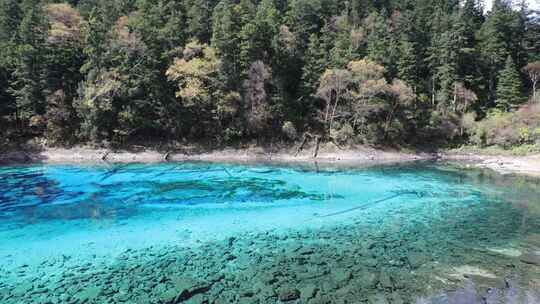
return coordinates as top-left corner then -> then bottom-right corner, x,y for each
0,161 -> 539,303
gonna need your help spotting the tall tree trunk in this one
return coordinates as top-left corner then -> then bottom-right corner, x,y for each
323,100 -> 330,130
453,82 -> 457,113
384,103 -> 399,141
431,76 -> 436,106
313,136 -> 321,158
329,94 -> 340,134
534,80 -> 537,102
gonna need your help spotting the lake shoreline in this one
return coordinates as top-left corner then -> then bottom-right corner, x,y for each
2,146 -> 540,176
440,152 -> 540,177
0,145 -> 433,166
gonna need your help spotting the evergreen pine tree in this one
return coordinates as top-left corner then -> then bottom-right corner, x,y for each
397,38 -> 418,91
0,0 -> 21,42
458,2 -> 484,101
131,0 -> 186,62
8,0 -> 49,124
477,0 -> 523,102
285,0 -> 324,55
80,6 -> 112,74
496,56 -> 523,111
211,0 -> 242,89
364,12 -> 389,65
427,10 -> 468,105
0,0 -> 21,117
301,34 -> 326,98
185,0 -> 214,43
239,0 -> 280,73
462,0 -> 484,34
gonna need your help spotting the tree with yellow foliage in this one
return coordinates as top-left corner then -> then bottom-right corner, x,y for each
166,40 -> 221,107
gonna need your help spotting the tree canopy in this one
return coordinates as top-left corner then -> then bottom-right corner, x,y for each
0,0 -> 539,148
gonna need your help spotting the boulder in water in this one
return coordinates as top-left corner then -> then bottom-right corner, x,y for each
520,251 -> 540,265
278,287 -> 300,302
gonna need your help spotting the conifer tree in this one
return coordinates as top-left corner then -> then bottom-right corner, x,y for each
364,12 -> 389,66
131,0 -> 186,62
239,0 -> 280,72
459,0 -> 483,84
397,38 -> 418,91
496,56 -> 523,111
0,0 -> 21,118
301,34 -> 326,99
185,0 -> 215,43
80,6 -> 111,74
285,0 -> 324,54
0,0 -> 21,42
8,0 -> 49,124
211,0 -> 242,89
427,10 -> 468,106
477,0 -> 523,102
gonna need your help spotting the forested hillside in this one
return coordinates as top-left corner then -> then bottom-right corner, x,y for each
0,0 -> 539,149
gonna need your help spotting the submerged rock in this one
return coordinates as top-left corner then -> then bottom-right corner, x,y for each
74,285 -> 102,303
299,284 -> 318,300
363,258 -> 378,268
407,252 -> 429,269
379,271 -> 393,289
367,293 -> 389,304
520,252 -> 540,266
358,271 -> 379,289
11,282 -> 33,297
333,269 -> 352,286
278,287 -> 300,302
169,277 -> 212,303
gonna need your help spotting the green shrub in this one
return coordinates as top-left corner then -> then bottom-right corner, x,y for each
331,123 -> 355,145
469,104 -> 540,149
281,121 -> 297,141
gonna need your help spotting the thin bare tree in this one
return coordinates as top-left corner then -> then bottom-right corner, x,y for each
524,62 -> 540,102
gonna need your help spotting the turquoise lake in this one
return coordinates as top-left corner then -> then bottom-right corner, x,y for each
0,161 -> 539,303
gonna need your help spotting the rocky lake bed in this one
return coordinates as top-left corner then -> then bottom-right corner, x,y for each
2,212 -> 540,303
1,162 -> 540,303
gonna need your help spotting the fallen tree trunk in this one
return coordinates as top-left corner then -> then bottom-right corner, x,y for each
101,151 -> 110,162
295,132 -> 317,157
163,151 -> 171,161
295,134 -> 310,156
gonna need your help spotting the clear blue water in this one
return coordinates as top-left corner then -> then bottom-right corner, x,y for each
0,161 -> 539,303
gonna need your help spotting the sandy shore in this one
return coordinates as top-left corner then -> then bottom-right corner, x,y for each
2,145 -> 540,177
441,153 -> 540,177
0,145 -> 431,166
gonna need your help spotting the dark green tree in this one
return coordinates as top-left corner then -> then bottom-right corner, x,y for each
496,56 -> 523,111
397,37 -> 418,91
211,0 -> 243,89
0,0 -> 21,119
301,34 -> 326,98
185,0 -> 215,43
239,0 -> 280,72
477,0 -> 523,102
8,0 -> 49,129
129,0 -> 189,138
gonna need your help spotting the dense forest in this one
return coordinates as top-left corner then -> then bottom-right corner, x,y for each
0,0 -> 539,150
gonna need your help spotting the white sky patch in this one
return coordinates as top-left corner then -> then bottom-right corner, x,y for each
484,0 -> 540,11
